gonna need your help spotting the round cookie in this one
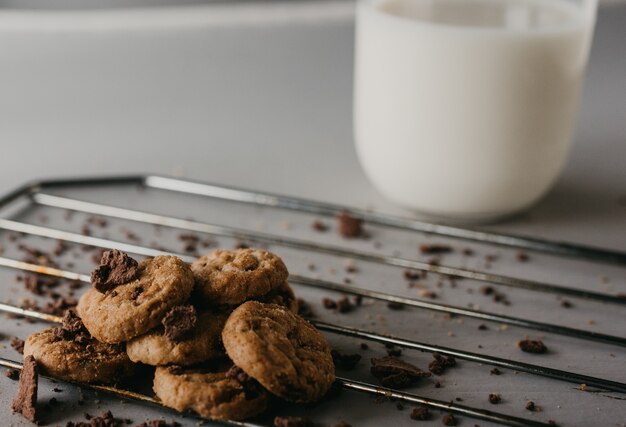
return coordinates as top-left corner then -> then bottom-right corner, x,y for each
24,328 -> 135,384
191,249 -> 288,306
77,255 -> 194,343
153,365 -> 269,421
222,301 -> 335,402
127,310 -> 227,366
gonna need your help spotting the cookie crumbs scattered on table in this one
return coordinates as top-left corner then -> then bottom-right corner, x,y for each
336,211 -> 364,238
488,393 -> 501,404
518,339 -> 547,354
410,406 -> 431,420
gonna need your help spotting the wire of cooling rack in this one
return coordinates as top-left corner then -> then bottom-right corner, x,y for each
0,176 -> 624,427
26,192 -> 626,305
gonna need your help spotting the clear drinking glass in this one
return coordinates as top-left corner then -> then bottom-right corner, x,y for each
354,0 -> 597,221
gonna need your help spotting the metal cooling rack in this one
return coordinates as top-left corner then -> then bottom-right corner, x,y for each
0,175 -> 624,427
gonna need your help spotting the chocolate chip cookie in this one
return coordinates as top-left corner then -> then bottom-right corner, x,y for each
191,249 -> 289,306
153,364 -> 269,420
77,255 -> 194,343
127,310 -> 227,366
24,328 -> 135,384
222,301 -> 335,402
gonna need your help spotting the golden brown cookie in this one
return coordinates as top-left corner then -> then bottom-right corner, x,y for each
191,249 -> 289,306
127,310 -> 227,366
77,255 -> 194,343
153,364 -> 269,420
222,301 -> 335,402
23,328 -> 135,384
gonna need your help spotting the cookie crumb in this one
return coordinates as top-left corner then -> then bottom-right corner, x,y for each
525,401 -> 536,411
490,368 -> 502,375
420,244 -> 452,254
488,393 -> 501,404
11,355 -> 38,423
311,220 -> 328,232
332,350 -> 362,370
442,414 -> 457,426
5,369 -> 19,380
561,300 -> 573,308
518,339 -> 547,354
336,211 -> 364,238
410,406 -> 431,420
296,298 -> 315,318
162,305 -> 197,342
10,337 -> 25,354
91,250 -> 139,293
274,416 -> 316,427
428,353 -> 456,375
516,252 -> 530,262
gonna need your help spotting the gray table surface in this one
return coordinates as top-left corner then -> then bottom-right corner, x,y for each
0,1 -> 624,426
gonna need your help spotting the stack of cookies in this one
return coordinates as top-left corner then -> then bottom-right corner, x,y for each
23,248 -> 335,421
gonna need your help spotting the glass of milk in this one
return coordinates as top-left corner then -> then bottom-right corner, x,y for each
354,0 -> 597,221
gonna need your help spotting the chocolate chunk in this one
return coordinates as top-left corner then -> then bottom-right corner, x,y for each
53,310 -> 91,345
296,298 -> 315,318
274,416 -> 316,427
410,406 -> 431,420
526,401 -> 536,411
11,355 -> 38,423
226,365 -> 250,384
331,350 -> 362,370
312,220 -> 329,232
480,286 -> 494,295
10,337 -> 24,354
5,369 -> 19,380
226,365 -> 262,399
420,244 -> 452,254
404,270 -> 423,281
130,286 -> 144,301
323,298 -> 337,309
478,324 -> 488,330
490,368 -> 502,375
429,360 -> 445,375
371,356 -> 430,388
442,414 -> 457,426
518,339 -> 547,354
162,305 -> 197,342
561,300 -> 573,308
429,353 -> 457,375
337,211 -> 364,238
91,250 -> 139,293
336,297 -> 353,313
488,393 -> 501,404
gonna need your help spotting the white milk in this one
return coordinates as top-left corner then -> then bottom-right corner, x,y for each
354,0 -> 596,220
